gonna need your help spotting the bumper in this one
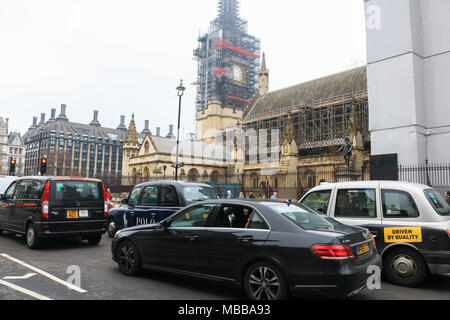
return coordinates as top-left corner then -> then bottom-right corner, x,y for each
289,255 -> 382,297
35,221 -> 107,238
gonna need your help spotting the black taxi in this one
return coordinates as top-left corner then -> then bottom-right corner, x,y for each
300,181 -> 450,287
0,176 -> 108,249
106,180 -> 218,237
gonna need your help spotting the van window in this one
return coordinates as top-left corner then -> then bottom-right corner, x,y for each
335,189 -> 377,218
382,190 -> 419,218
28,180 -> 45,200
301,190 -> 332,214
4,182 -> 17,201
424,189 -> 450,216
14,181 -> 29,199
53,181 -> 101,202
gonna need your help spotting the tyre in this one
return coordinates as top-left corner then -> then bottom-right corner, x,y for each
87,234 -> 102,245
383,247 -> 428,287
107,218 -> 116,238
26,223 -> 41,250
116,241 -> 141,276
244,261 -> 288,300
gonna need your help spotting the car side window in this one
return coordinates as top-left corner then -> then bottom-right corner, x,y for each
159,186 -> 177,207
141,186 -> 158,206
246,211 -> 269,230
128,187 -> 143,205
14,181 -> 29,200
4,182 -> 17,201
301,190 -> 332,214
382,190 -> 419,218
335,189 -> 377,218
170,204 -> 215,228
214,205 -> 253,229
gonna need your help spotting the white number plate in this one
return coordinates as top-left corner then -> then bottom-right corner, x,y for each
79,210 -> 89,218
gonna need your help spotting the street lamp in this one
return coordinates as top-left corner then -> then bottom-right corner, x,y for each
174,79 -> 186,181
163,165 -> 167,180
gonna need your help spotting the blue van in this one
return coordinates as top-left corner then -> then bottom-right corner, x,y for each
107,181 -> 218,237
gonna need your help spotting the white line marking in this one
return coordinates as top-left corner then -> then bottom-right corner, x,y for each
0,279 -> 52,300
0,253 -> 87,293
3,273 -> 36,280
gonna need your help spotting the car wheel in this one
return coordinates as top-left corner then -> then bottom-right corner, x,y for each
87,234 -> 102,245
26,223 -> 41,250
383,247 -> 428,287
117,241 -> 141,276
244,262 -> 288,300
107,218 -> 116,238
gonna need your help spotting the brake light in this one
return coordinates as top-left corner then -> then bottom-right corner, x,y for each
372,237 -> 377,250
41,181 -> 50,219
447,230 -> 450,238
311,244 -> 355,261
102,183 -> 109,217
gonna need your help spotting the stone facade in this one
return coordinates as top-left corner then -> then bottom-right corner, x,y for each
0,117 -> 25,176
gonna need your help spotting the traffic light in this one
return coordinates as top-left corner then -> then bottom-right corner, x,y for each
9,159 -> 16,176
40,157 -> 47,176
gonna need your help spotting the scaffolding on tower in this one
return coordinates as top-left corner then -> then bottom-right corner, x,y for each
194,0 -> 261,112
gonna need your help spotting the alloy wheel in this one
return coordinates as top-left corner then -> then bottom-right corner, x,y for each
247,266 -> 281,300
117,242 -> 138,275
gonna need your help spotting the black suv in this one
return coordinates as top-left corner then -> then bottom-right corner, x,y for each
0,177 -> 108,249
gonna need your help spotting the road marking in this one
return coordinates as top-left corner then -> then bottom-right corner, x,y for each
0,279 -> 52,300
3,273 -> 36,280
0,253 -> 87,293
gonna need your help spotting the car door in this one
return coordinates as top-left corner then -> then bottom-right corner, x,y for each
197,204 -> 271,281
133,185 -> 160,226
329,184 -> 385,247
122,186 -> 144,229
9,180 -> 29,230
137,204 -> 217,274
0,181 -> 17,229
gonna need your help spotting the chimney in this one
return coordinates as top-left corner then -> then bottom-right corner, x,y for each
142,120 -> 151,135
47,108 -> 57,123
156,127 -> 161,137
56,104 -> 69,121
90,110 -> 101,127
116,115 -> 127,131
166,124 -> 175,139
39,113 -> 46,125
29,116 -> 38,130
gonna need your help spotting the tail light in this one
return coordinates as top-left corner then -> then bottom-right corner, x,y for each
311,244 -> 355,261
102,183 -> 109,217
372,236 -> 377,250
41,181 -> 50,219
447,230 -> 450,238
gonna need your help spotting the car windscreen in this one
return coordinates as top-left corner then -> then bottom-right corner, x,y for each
52,180 -> 103,202
183,186 -> 217,203
270,203 -> 333,230
424,189 -> 450,216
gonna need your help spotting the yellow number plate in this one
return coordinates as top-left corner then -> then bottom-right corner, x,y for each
67,210 -> 79,219
357,243 -> 370,256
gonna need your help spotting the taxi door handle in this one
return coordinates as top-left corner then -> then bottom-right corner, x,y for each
370,231 -> 379,237
186,235 -> 198,241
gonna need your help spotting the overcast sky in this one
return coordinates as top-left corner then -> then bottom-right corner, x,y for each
0,0 -> 367,138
